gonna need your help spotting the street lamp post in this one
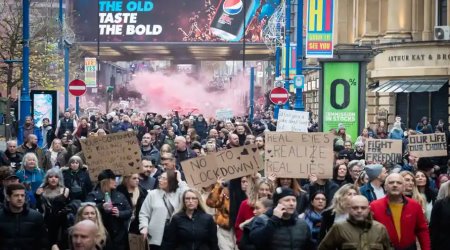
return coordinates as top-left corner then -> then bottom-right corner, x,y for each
295,0 -> 304,111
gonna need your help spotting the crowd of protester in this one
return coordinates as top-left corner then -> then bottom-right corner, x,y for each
0,107 -> 449,250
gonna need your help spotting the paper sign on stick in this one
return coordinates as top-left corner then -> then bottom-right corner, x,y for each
365,139 -> 402,163
265,132 -> 334,179
80,131 -> 142,180
276,110 -> 309,132
181,145 -> 262,189
408,133 -> 447,158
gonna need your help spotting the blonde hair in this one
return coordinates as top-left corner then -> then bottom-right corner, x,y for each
21,153 -> 40,170
400,171 -> 426,209
247,178 -> 274,207
437,178 -> 450,200
75,204 -> 108,247
329,184 -> 359,215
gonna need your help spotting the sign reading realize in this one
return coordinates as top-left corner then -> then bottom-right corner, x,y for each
365,139 -> 402,163
408,133 -> 447,158
181,145 -> 262,189
276,110 -> 309,132
80,131 -> 142,180
265,132 -> 334,178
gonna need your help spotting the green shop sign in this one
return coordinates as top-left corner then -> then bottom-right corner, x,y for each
322,62 -> 360,142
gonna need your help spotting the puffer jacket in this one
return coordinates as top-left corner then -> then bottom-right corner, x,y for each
206,182 -> 230,229
62,166 -> 93,202
163,210 -> 218,250
318,217 -> 391,250
0,203 -> 48,250
86,188 -> 132,250
249,209 -> 314,250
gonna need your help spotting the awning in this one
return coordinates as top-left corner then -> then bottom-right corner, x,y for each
372,79 -> 449,93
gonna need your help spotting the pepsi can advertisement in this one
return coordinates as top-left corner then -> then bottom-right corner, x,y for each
210,0 -> 261,41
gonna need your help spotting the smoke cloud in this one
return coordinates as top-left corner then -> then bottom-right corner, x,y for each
130,71 -> 250,117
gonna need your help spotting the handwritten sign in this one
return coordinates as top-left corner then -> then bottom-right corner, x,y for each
408,133 -> 447,158
365,139 -> 402,163
80,131 -> 142,180
265,132 -> 334,178
181,145 -> 262,189
276,110 -> 309,132
215,109 -> 234,121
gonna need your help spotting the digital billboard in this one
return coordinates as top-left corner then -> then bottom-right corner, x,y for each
73,0 -> 281,43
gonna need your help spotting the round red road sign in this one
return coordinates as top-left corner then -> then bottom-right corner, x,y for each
269,87 -> 289,105
69,79 -> 87,97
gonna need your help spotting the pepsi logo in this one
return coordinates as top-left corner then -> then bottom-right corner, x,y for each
223,0 -> 243,15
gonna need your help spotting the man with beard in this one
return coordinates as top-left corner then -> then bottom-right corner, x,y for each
349,141 -> 365,161
40,118 -> 55,150
55,110 -> 77,138
227,133 -> 241,149
139,157 -> 159,190
141,133 -> 160,166
18,116 -> 42,147
0,140 -> 23,168
152,125 -> 166,150
202,129 -> 222,148
16,134 -> 44,167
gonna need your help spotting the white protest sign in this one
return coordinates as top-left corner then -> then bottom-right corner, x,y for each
216,109 -> 234,121
276,109 -> 309,132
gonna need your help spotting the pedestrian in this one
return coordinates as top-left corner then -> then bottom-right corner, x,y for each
400,171 -> 426,211
139,169 -> 189,250
164,189 -> 218,250
16,152 -> 45,208
430,181 -> 450,250
275,177 -> 309,213
17,134 -> 45,166
40,117 -> 55,150
69,220 -> 99,250
55,110 -> 77,139
62,155 -> 93,202
318,195 -> 391,250
35,168 -> 70,247
18,115 -> 42,146
303,174 -> 339,208
348,160 -> 364,183
359,164 -> 388,202
415,170 -> 437,221
141,133 -> 161,166
72,117 -> 90,139
139,157 -> 159,190
371,173 -> 430,250
249,187 -> 313,250
1,140 -> 23,168
319,183 -> 359,241
74,203 -> 108,248
42,138 -> 67,170
238,197 -> 273,250
0,183 -> 47,249
299,192 -> 327,248
416,116 -> 433,134
332,163 -> 351,187
86,169 -> 132,250
0,166 -> 20,204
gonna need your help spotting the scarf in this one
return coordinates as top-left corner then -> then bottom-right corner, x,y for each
304,209 -> 322,242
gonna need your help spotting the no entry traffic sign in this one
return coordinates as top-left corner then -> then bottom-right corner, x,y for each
69,79 -> 87,97
269,87 -> 289,105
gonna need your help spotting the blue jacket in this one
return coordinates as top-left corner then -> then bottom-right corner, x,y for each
18,125 -> 43,147
16,167 -> 45,207
389,128 -> 404,140
359,183 -> 377,203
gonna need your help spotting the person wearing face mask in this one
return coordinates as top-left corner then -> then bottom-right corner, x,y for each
249,187 -> 313,250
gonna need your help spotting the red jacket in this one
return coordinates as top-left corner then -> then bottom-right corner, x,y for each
234,199 -> 254,244
370,196 -> 430,250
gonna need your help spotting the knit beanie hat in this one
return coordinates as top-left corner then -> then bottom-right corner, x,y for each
273,187 -> 296,205
364,164 -> 383,181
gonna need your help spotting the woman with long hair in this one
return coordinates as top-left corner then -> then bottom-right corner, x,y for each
116,173 -> 148,245
415,170 -> 437,221
275,178 -> 309,214
139,169 -> 189,250
42,139 -> 67,170
16,152 -> 45,208
72,117 -> 90,139
332,163 -> 351,187
400,171 -> 426,211
319,184 -> 359,241
299,192 -> 327,249
86,169 -> 132,250
36,168 -> 70,246
75,203 -> 108,248
164,189 -> 218,250
62,155 -> 92,202
375,120 -> 388,139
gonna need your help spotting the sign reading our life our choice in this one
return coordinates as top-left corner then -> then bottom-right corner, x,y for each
181,145 -> 263,189
265,132 -> 334,179
408,133 -> 447,158
276,110 -> 309,132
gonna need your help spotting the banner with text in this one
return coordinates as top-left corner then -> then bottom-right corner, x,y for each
84,58 -> 97,88
216,108 -> 234,121
265,132 -> 334,178
276,109 -> 309,132
181,145 -> 262,189
408,133 -> 447,158
306,0 -> 335,58
80,131 -> 142,180
365,139 -> 402,163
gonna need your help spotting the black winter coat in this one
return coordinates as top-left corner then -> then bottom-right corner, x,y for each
86,188 -> 132,250
318,208 -> 336,243
0,204 -> 48,250
116,184 -> 147,234
430,197 -> 450,250
163,210 -> 219,250
62,166 -> 93,202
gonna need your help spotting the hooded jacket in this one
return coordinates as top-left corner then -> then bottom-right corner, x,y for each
62,165 -> 93,201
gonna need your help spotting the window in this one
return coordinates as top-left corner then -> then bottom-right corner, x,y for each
437,0 -> 448,26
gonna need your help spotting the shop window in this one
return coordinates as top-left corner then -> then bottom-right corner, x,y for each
437,0 -> 448,26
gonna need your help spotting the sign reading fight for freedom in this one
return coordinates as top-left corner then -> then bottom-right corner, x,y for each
408,133 -> 447,158
265,132 -> 334,179
276,110 -> 309,132
80,131 -> 142,180
365,139 -> 402,163
181,145 -> 262,189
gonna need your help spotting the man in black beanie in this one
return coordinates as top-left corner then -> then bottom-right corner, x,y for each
249,187 -> 313,250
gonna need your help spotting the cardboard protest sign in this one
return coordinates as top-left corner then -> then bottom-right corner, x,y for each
408,133 -> 447,158
265,132 -> 334,178
80,131 -> 142,180
181,145 -> 262,189
215,109 -> 234,121
365,139 -> 402,163
276,110 -> 309,132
